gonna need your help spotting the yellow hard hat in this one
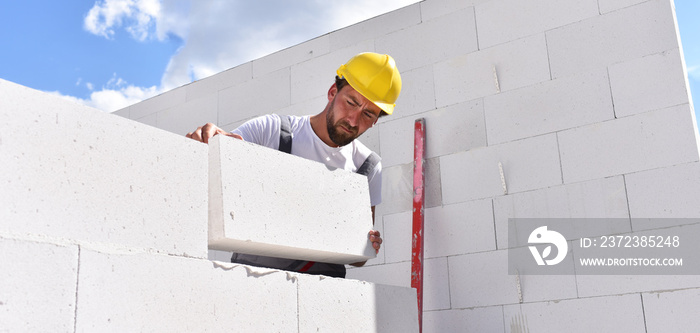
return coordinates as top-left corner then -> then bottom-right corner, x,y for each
337,52 -> 402,115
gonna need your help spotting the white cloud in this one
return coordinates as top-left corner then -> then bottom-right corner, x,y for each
50,76 -> 160,113
84,0 -> 161,41
79,0 -> 418,111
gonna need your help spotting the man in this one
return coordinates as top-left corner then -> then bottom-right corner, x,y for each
186,52 -> 401,278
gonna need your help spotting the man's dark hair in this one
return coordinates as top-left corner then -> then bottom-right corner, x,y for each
335,76 -> 389,118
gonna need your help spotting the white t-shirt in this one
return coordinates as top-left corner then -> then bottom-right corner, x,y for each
232,114 -> 382,206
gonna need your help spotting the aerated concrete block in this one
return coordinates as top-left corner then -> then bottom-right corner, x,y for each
218,67 -> 291,126
397,65 -> 436,117
383,200 -> 495,263
0,238 -> 78,332
576,274 -> 700,298
441,133 -> 562,204
346,258 -> 450,312
493,176 -> 629,249
156,93 -> 217,135
434,34 -> 550,108
558,105 -> 699,184
475,0 -> 599,49
297,274 -> 419,333
420,0 -> 492,22
609,49 -> 690,118
376,8 -> 478,72
0,79 -> 208,257
208,135 -> 376,264
643,288 -> 700,333
422,307 -> 505,333
130,86 -> 185,119
252,36 -> 330,78
185,62 -> 252,102
329,4 -> 421,51
547,0 -> 678,79
502,294 -> 646,332
290,42 -> 375,105
484,69 -> 614,145
75,250 -> 299,331
626,162 -> 700,219
448,250 -> 521,308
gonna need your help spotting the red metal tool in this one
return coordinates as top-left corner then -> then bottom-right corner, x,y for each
411,118 -> 426,332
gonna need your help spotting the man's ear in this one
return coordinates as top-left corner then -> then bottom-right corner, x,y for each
327,83 -> 338,101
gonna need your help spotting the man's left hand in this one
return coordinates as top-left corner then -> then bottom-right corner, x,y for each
369,230 -> 382,253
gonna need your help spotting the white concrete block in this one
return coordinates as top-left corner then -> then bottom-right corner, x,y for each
502,294 -> 646,333
441,134 -> 562,204
290,42 -> 375,104
218,67 -> 291,126
449,250 -> 520,308
384,200 -> 495,263
547,0 -> 679,79
297,274 -> 419,333
626,162 -> 700,218
347,260 -> 411,287
0,238 -> 78,332
252,36 -> 329,78
376,8 -> 478,72
378,159 -> 442,216
424,100 -> 487,159
75,250 -> 298,331
185,62 -> 252,102
518,273 -> 578,303
434,34 -> 550,108
420,0 -> 492,22
396,65 -> 436,117
134,112 -> 157,127
475,0 -> 599,49
609,49 -> 689,118
598,0 -> 649,14
576,274 -> 700,298
643,288 -> 700,333
493,176 -> 629,249
0,79 -> 208,257
329,4 -> 421,51
423,307 -> 505,333
208,136 -> 375,264
130,86 -> 186,119
378,163 -> 413,215
377,115 -> 418,167
484,69 -> 615,145
346,258 -> 450,312
156,93 -> 217,135
558,105 -> 700,184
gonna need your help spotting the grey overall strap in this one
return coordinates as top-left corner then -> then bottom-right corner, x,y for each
278,115 -> 292,154
356,152 -> 380,176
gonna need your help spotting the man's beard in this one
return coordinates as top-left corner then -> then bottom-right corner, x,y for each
326,102 -> 359,147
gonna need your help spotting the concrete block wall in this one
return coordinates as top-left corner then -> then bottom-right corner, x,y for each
117,0 -> 700,331
1,79 -> 419,332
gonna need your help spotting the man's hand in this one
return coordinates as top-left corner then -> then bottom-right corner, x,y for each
350,230 -> 383,267
186,122 -> 242,143
369,230 -> 382,254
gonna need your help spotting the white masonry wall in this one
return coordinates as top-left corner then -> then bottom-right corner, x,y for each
0,79 -> 419,332
115,0 -> 700,331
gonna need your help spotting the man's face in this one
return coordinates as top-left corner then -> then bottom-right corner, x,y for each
325,84 -> 382,147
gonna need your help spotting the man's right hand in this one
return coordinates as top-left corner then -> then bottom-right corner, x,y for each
186,123 -> 242,144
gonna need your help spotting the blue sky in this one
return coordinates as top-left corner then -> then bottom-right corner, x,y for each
1,0 -> 699,132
